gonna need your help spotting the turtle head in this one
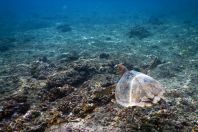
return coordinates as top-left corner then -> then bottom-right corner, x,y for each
115,63 -> 128,76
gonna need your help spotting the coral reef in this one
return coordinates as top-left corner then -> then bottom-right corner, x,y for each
0,55 -> 197,132
0,14 -> 197,132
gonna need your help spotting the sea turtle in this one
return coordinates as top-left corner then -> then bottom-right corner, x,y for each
115,64 -> 165,107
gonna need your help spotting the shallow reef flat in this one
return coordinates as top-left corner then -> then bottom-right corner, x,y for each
0,16 -> 198,131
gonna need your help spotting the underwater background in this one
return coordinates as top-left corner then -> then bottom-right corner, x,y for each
0,0 -> 198,131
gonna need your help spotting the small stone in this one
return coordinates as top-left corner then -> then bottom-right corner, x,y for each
99,53 -> 110,59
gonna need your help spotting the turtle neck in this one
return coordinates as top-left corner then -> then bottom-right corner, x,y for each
116,64 -> 128,76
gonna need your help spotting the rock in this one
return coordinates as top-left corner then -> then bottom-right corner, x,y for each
56,24 -> 72,33
47,69 -> 85,88
42,84 -> 75,101
47,62 -> 97,88
99,53 -> 110,59
128,25 -> 151,39
79,74 -> 117,106
74,103 -> 96,118
92,84 -> 115,106
57,93 -> 82,115
30,60 -> 55,79
0,95 -> 30,120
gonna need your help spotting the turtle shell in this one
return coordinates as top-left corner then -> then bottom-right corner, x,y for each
115,70 -> 165,107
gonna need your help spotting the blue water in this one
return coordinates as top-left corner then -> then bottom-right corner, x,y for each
0,0 -> 198,131
0,0 -> 198,35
